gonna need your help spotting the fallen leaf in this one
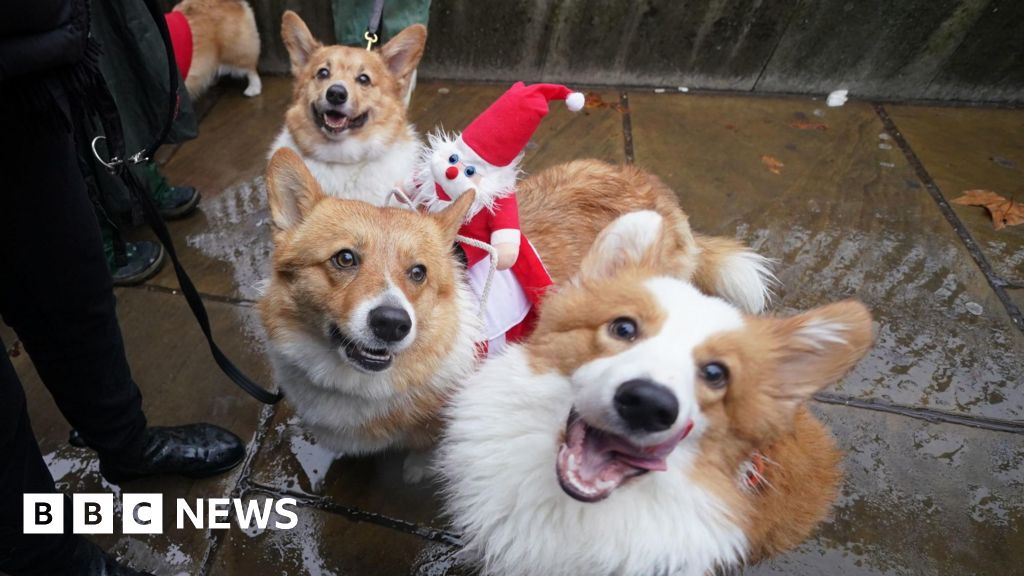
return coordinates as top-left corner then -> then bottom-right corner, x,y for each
791,121 -> 828,131
583,92 -> 623,112
951,189 -> 1024,230
761,155 -> 784,175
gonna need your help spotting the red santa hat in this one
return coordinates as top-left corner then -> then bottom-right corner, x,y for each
460,82 -> 585,168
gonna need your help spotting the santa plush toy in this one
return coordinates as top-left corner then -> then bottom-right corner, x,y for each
410,82 -> 584,355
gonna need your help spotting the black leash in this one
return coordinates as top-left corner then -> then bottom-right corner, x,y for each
364,0 -> 385,49
89,0 -> 282,405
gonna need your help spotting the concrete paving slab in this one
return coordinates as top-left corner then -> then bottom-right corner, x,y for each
750,404 -> 1024,576
885,104 -> 1024,313
206,500 -> 460,575
629,92 -> 1024,420
8,288 -> 270,574
246,404 -> 446,529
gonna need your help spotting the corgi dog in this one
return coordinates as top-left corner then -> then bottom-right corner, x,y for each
269,11 -> 426,205
167,0 -> 262,99
259,150 -> 776,478
438,211 -> 874,576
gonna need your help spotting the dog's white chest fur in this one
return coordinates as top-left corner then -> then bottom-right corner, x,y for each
439,347 -> 749,576
270,128 -> 420,206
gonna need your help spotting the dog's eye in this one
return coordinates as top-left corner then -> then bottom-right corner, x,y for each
608,317 -> 638,341
316,67 -> 330,80
408,264 -> 427,283
699,362 -> 729,389
448,153 -> 459,164
331,249 -> 359,269
464,165 -> 476,177
356,73 -> 371,85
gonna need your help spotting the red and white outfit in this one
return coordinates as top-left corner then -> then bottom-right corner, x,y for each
415,82 -> 585,356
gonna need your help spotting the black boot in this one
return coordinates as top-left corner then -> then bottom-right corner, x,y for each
98,424 -> 245,484
68,538 -> 155,576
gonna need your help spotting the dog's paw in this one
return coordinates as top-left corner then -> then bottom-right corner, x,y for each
244,73 -> 263,97
402,451 -> 433,484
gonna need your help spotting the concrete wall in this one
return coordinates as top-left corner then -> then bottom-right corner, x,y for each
241,0 -> 1024,103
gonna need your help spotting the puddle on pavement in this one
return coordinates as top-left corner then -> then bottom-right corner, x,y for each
737,222 -> 1024,420
186,176 -> 273,302
750,404 -> 1024,575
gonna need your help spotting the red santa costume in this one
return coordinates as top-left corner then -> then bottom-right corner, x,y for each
164,11 -> 193,80
413,82 -> 585,355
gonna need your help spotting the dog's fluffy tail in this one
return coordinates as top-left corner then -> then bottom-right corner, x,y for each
692,234 -> 776,313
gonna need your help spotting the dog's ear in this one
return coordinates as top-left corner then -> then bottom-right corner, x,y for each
281,11 -> 321,74
762,300 -> 874,405
432,190 -> 475,241
578,211 -> 676,281
380,24 -> 427,85
266,148 -> 324,232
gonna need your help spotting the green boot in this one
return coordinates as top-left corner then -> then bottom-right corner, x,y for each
141,162 -> 200,220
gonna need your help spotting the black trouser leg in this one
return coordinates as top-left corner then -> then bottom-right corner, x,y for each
0,92 -> 147,463
0,343 -> 77,574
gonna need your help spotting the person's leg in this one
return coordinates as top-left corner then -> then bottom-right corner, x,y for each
0,344 -> 78,574
0,106 -> 148,465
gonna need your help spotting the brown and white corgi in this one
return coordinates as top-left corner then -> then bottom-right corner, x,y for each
259,151 -> 777,480
269,11 -> 426,205
167,0 -> 262,99
438,211 -> 874,576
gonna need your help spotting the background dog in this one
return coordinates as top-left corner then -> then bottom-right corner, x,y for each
438,210 -> 874,576
169,0 -> 262,99
270,11 -> 426,204
259,151 -> 776,481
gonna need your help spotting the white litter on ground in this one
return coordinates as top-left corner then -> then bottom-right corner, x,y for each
879,161 -> 895,168
654,88 -> 667,93
827,89 -> 849,107
678,86 -> 689,92
813,108 -> 826,117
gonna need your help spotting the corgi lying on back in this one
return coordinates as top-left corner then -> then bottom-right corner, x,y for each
438,211 -> 874,576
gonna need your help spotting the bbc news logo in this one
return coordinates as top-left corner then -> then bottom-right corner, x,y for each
24,494 -> 298,534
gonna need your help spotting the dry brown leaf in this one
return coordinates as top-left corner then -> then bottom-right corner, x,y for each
761,155 -> 784,175
951,189 -> 1024,230
791,121 -> 829,131
583,92 -> 623,112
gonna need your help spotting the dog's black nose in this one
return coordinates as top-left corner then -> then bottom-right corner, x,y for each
326,83 -> 348,105
614,379 -> 679,432
368,306 -> 411,342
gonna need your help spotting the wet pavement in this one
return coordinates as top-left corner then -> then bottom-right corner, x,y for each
3,77 -> 1022,575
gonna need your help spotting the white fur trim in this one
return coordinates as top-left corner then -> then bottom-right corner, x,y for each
566,92 -> 585,112
490,229 -> 521,246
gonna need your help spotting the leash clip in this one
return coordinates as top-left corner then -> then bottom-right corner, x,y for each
364,30 -> 379,50
91,136 -> 150,172
90,136 -> 122,172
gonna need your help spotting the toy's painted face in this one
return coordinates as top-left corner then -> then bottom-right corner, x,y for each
430,141 -> 484,200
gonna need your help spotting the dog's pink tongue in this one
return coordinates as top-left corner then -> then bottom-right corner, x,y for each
324,112 -> 348,129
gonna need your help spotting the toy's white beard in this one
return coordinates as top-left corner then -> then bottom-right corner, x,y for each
415,130 -> 521,218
